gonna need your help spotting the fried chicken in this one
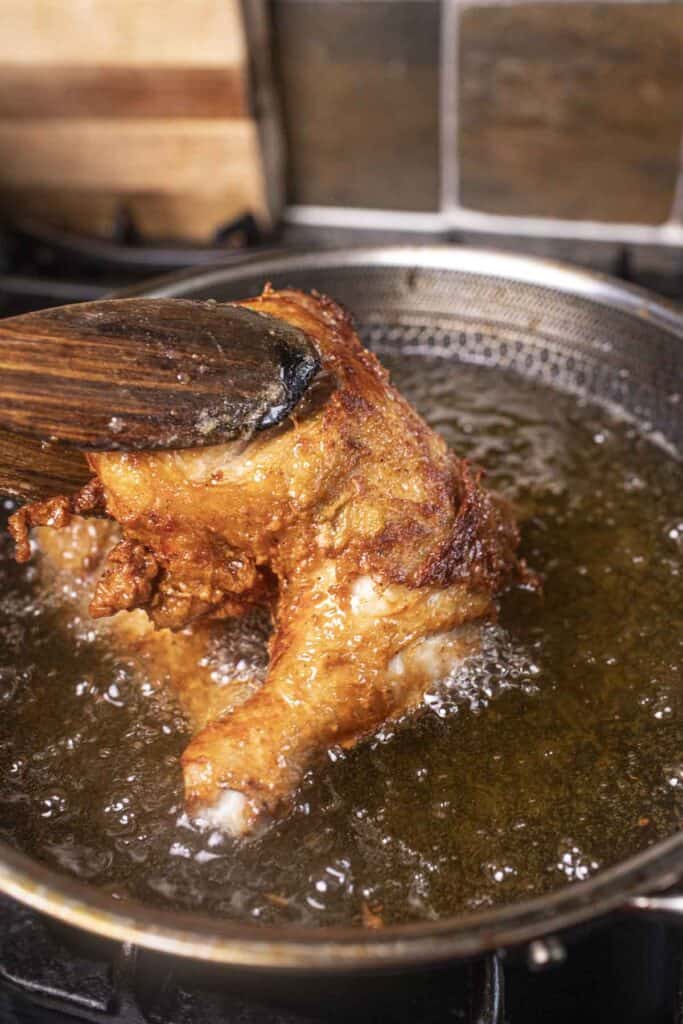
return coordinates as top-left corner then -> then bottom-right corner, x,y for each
10,288 -> 521,835
31,517 -> 268,737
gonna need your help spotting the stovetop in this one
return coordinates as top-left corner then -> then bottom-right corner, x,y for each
1,889 -> 681,1024
0,218 -> 682,1024
2,216 -> 682,320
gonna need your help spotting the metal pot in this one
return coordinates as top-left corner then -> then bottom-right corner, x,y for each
1,247 -> 681,1008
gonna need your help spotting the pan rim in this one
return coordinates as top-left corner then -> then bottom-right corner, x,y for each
117,243 -> 683,341
1,828 -> 682,968
1,244 -> 681,969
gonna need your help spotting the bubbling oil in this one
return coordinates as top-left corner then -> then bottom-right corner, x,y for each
0,356 -> 681,926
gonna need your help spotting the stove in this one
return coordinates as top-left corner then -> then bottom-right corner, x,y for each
0,219 -> 682,1024
1,888 -> 681,1024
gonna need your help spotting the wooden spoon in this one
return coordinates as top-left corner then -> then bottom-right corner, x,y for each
0,297 -> 321,501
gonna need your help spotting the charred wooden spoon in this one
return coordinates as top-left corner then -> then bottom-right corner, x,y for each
0,297 -> 321,500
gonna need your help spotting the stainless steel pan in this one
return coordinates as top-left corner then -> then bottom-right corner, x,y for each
0,246 -> 681,980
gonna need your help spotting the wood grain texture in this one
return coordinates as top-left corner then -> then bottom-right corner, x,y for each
0,119 -> 272,238
126,190 -> 268,242
0,116 -> 272,237
0,67 -> 248,119
0,119 -> 262,191
0,429 -> 90,502
458,2 -> 683,224
0,0 -> 246,66
0,299 -> 321,452
0,0 -> 282,240
0,189 -> 125,240
0,187 -> 269,244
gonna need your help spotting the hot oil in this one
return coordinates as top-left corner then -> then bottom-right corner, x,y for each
0,356 -> 681,926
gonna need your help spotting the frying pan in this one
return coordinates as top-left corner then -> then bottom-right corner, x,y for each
0,246 -> 682,986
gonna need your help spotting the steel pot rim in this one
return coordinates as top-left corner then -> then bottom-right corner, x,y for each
119,243 -> 683,341
1,828 -> 682,969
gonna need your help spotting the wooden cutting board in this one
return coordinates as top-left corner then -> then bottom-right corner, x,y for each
0,0 -> 283,241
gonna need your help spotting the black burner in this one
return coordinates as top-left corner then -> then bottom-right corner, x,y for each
0,894 -> 503,1024
0,216 -> 264,318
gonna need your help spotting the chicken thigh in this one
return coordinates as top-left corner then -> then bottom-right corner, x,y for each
11,288 -> 521,834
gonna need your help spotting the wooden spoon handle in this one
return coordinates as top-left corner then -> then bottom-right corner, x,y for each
0,429 -> 91,502
0,298 -> 321,452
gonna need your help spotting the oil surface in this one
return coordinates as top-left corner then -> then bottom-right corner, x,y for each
0,356 -> 681,926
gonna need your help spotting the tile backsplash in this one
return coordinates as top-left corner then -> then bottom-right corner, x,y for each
272,0 -> 683,247
458,3 -> 682,224
272,1 -> 441,211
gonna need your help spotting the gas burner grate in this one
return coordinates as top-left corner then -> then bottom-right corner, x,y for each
0,216 -> 265,319
0,895 -> 501,1024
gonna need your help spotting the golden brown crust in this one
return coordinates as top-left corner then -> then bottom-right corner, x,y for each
88,521 -> 274,629
416,462 -> 519,591
9,477 -> 105,562
89,538 -> 160,618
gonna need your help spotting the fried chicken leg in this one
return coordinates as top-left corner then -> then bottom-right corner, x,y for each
11,289 -> 520,834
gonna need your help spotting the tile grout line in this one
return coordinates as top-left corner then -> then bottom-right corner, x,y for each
439,0 -> 461,214
284,203 -> 683,246
667,129 -> 683,225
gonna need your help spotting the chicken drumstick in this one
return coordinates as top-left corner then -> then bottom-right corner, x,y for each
11,289 -> 520,835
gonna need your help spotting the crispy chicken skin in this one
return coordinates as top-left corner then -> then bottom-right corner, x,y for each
10,288 -> 520,834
